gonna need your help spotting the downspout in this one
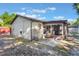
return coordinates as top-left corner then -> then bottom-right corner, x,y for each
30,21 -> 32,41
10,27 -> 11,35
66,23 -> 68,37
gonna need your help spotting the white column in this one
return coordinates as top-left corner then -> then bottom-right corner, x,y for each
62,24 -> 64,35
62,24 -> 65,39
50,25 -> 52,34
65,25 -> 68,36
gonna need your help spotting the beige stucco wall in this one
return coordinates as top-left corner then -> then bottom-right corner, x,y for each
32,21 -> 44,39
12,16 -> 31,40
12,16 -> 44,40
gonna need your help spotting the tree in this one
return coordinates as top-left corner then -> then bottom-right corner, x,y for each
73,3 -> 79,15
72,3 -> 79,25
0,12 -> 16,26
73,18 -> 79,25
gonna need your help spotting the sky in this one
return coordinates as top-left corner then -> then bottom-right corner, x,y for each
0,3 -> 78,22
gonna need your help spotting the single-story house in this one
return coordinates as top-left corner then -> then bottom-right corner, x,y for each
11,14 -> 68,40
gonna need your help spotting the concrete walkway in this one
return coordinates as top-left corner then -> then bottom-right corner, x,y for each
39,39 -> 60,47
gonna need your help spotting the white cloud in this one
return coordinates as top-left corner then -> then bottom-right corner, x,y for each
21,8 -> 26,10
32,9 -> 47,13
53,16 -> 74,22
31,7 -> 56,14
25,14 -> 37,18
38,17 -> 46,20
47,7 -> 56,11
15,12 -> 37,18
15,12 -> 46,20
26,14 -> 46,20
67,19 -> 75,22
53,16 -> 65,20
26,10 -> 32,13
16,12 -> 26,15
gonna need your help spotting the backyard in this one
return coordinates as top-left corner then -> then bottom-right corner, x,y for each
0,36 -> 79,56
0,3 -> 79,56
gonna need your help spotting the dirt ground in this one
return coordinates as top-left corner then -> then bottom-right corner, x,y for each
0,37 -> 79,56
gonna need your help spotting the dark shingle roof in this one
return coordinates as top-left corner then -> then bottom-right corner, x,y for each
11,14 -> 68,24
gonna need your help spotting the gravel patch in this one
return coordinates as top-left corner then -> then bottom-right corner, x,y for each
1,45 -> 50,56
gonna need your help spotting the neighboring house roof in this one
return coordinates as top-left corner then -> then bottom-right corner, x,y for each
11,14 -> 68,24
43,20 -> 67,24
